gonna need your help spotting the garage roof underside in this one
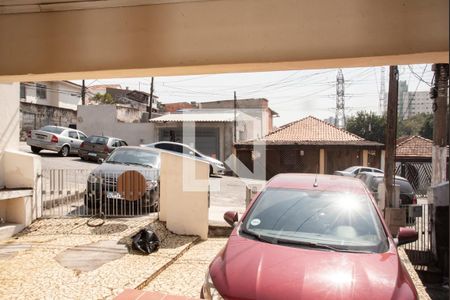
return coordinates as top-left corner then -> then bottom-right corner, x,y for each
0,0 -> 448,82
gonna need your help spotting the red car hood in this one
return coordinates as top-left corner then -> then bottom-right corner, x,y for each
210,232 -> 417,300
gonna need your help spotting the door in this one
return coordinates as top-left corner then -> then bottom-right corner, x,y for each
68,131 -> 82,152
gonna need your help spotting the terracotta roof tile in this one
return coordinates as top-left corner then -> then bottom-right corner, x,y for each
396,135 -> 449,158
266,116 -> 363,142
237,116 -> 382,146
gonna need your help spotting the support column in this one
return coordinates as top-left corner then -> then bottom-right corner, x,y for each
362,150 -> 369,166
380,150 -> 386,171
319,149 -> 325,174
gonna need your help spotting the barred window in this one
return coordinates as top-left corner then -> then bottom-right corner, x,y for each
36,83 -> 47,99
20,83 -> 26,99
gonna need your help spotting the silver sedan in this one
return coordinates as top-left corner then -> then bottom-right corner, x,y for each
26,125 -> 88,157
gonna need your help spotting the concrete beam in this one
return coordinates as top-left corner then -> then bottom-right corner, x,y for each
0,0 -> 448,81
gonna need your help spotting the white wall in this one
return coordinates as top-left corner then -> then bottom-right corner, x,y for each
21,81 -> 81,110
159,151 -> 209,240
77,105 -> 155,145
0,83 -> 20,188
54,82 -> 82,110
0,83 -> 42,226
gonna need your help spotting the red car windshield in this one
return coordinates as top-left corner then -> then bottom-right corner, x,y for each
242,188 -> 389,253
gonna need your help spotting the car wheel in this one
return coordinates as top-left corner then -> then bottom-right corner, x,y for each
59,145 -> 70,157
30,146 -> 41,154
80,155 -> 86,161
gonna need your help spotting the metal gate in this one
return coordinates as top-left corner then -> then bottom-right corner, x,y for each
401,203 -> 433,265
395,162 -> 432,197
41,169 -> 159,218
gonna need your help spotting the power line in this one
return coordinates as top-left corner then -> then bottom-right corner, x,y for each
408,65 -> 433,87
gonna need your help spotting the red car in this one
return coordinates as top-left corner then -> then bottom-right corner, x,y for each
202,174 -> 419,300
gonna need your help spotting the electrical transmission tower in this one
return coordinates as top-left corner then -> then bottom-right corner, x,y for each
335,69 -> 346,129
379,66 -> 386,115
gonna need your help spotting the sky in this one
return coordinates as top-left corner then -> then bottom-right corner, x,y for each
75,64 -> 434,127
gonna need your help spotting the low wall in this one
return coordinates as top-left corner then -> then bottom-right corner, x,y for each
2,150 -> 42,221
159,151 -> 209,240
20,102 -> 77,141
77,105 -> 155,146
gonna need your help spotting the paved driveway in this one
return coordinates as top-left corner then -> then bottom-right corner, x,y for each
20,142 -> 98,170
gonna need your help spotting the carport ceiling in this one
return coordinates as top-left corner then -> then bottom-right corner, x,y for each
0,0 -> 208,14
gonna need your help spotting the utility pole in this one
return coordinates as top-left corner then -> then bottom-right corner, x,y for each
81,80 -> 86,105
234,91 -> 237,142
430,63 -> 448,276
384,66 -> 399,209
431,63 -> 449,185
148,77 -> 154,119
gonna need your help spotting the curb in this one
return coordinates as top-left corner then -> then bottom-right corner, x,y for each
134,237 -> 200,290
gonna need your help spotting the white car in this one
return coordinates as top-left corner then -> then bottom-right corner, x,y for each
27,125 -> 87,157
141,141 -> 226,175
334,166 -> 383,177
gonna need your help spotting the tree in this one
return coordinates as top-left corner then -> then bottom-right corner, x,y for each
92,93 -> 115,104
346,111 -> 386,143
397,113 -> 433,138
419,114 -> 433,139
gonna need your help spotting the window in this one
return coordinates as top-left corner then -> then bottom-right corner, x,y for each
242,188 -> 388,253
68,131 -> 78,139
87,136 -> 108,144
78,133 -> 87,140
155,143 -> 172,151
182,146 -> 195,156
111,140 -> 122,148
36,84 -> 47,99
172,144 -> 183,153
40,126 -> 64,134
20,83 -> 26,99
120,141 -> 128,146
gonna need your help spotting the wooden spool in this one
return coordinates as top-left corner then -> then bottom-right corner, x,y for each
117,170 -> 147,201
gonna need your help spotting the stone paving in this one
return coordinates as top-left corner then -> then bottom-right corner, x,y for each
143,238 -> 228,298
0,217 -> 197,300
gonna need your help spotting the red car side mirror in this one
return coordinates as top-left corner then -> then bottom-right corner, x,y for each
396,227 -> 418,246
224,211 -> 238,227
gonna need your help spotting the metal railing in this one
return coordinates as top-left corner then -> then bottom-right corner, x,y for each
41,169 -> 159,218
400,203 -> 433,266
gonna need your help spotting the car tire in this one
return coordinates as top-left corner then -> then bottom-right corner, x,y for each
59,145 -> 70,157
31,146 -> 42,154
80,155 -> 86,161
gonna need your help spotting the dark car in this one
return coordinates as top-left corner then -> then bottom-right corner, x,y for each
202,174 -> 418,299
84,147 -> 160,213
356,172 -> 417,205
79,135 -> 128,163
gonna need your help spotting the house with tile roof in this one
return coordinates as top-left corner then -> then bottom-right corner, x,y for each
395,135 -> 449,195
235,116 -> 384,179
